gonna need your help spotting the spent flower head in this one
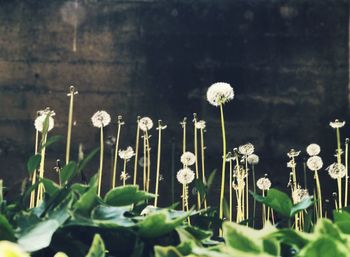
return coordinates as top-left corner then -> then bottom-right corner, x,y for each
287,149 -> 301,158
292,187 -> 310,204
306,156 -> 323,171
120,171 -> 130,181
238,143 -> 255,156
327,163 -> 346,179
329,119 -> 345,129
206,82 -> 234,106
34,108 -> 55,132
306,143 -> 321,156
256,177 -> 271,191
118,146 -> 135,160
195,120 -> 206,129
176,167 -> 195,185
91,110 -> 111,128
139,117 -> 153,131
180,151 -> 196,166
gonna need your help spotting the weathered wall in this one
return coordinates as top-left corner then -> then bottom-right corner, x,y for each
0,0 -> 348,204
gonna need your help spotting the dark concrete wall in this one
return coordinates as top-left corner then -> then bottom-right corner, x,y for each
0,0 -> 348,204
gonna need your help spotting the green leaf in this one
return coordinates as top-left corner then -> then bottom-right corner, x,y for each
27,154 -> 41,175
60,161 -> 78,185
334,211 -> 350,234
91,205 -> 135,227
104,185 -> 155,206
0,214 -> 15,241
269,228 -> 310,250
206,170 -> 217,191
313,219 -> 345,243
41,178 -> 60,197
73,183 -> 99,216
40,135 -> 64,150
78,148 -> 100,173
298,236 -> 349,257
17,219 -> 60,252
194,179 -> 206,200
154,245 -> 185,257
86,234 -> 106,257
290,197 -> 314,216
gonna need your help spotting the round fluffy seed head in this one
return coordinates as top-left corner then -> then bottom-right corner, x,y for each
329,119 -> 345,129
292,188 -> 310,204
139,117 -> 153,131
34,109 -> 55,133
180,151 -> 196,166
91,110 -> 111,128
247,154 -> 259,165
238,143 -> 255,156
195,120 -> 206,129
176,167 -> 195,184
306,143 -> 321,156
306,156 -> 323,171
206,82 -> 234,106
327,163 -> 346,179
256,177 -> 271,191
287,149 -> 301,158
118,146 -> 135,160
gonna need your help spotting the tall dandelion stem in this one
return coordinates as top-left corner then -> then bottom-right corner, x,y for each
252,165 -> 257,228
30,129 -> 39,208
200,127 -> 208,209
143,134 -> 147,191
345,139 -> 349,207
193,114 -> 201,209
122,159 -> 127,186
145,129 -> 151,192
336,127 -> 342,209
133,117 -> 140,185
245,158 -> 249,221
65,86 -> 78,164
219,103 -> 227,220
36,133 -> 47,206
229,158 -> 233,222
154,120 -> 165,207
315,171 -> 323,218
97,127 -> 104,196
112,116 -> 123,188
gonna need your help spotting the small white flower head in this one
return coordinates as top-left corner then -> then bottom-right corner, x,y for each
34,109 -> 55,132
327,163 -> 346,179
139,117 -> 153,131
287,149 -> 301,158
120,171 -> 130,181
330,119 -> 345,129
306,156 -> 323,171
91,110 -> 111,128
256,177 -> 271,191
176,167 -> 195,184
180,151 -> 196,166
238,143 -> 255,156
206,82 -> 234,106
195,120 -> 206,129
118,146 -> 135,160
292,187 -> 310,204
306,143 -> 321,156
247,154 -> 259,165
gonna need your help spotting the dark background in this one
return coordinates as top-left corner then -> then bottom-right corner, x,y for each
0,0 -> 349,207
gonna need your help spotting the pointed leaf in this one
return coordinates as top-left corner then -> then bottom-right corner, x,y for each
27,154 -> 41,175
86,234 -> 105,257
104,185 -> 155,206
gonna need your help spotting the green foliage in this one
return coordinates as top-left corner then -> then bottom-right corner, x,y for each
104,185 -> 155,206
27,154 -> 41,176
86,234 -> 105,257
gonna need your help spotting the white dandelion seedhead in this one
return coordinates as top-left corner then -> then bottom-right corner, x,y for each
256,177 -> 271,191
195,120 -> 206,129
238,143 -> 255,156
292,187 -> 310,204
206,82 -> 234,107
306,156 -> 323,171
176,167 -> 195,185
118,146 -> 135,160
287,149 -> 301,158
329,119 -> 345,129
247,154 -> 259,165
139,117 -> 153,131
34,109 -> 55,133
91,110 -> 111,128
327,163 -> 346,179
306,143 -> 321,156
180,151 -> 196,166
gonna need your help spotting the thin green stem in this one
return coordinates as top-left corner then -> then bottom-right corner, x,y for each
229,159 -> 233,222
36,133 -> 47,206
252,165 -> 256,228
133,117 -> 140,185
245,158 -> 249,221
193,116 -> 201,209
65,86 -> 76,164
154,121 -> 163,207
97,127 -> 104,196
345,140 -> 349,207
200,128 -> 208,209
219,104 -> 227,221
336,128 -> 342,209
315,171 -> 322,218
123,159 -> 127,186
112,118 -> 122,188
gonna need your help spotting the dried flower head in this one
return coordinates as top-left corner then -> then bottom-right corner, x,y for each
306,143 -> 321,156
226,152 -> 235,161
292,187 -> 310,204
232,178 -> 245,190
329,119 -> 345,129
139,117 -> 153,131
91,110 -> 111,128
306,156 -> 323,171
238,143 -> 255,156
118,146 -> 135,160
327,163 -> 346,179
34,109 -> 55,132
180,151 -> 196,166
195,120 -> 206,129
176,167 -> 195,184
247,154 -> 259,165
287,149 -> 301,158
206,82 -> 234,106
256,177 -> 271,191
120,171 -> 130,181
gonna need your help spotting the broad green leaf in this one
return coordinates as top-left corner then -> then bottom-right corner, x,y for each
137,210 -> 188,238
41,178 -> 60,197
179,225 -> 213,242
86,234 -> 105,257
47,192 -> 75,225
0,214 -> 15,241
104,185 -> 155,206
290,197 -> 314,216
91,205 -> 135,227
313,219 -> 345,243
40,135 -> 64,150
60,161 -> 77,185
194,179 -> 206,200
269,228 -> 310,250
73,183 -> 99,216
154,245 -> 185,257
298,236 -> 349,257
27,154 -> 41,175
17,219 -> 60,252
